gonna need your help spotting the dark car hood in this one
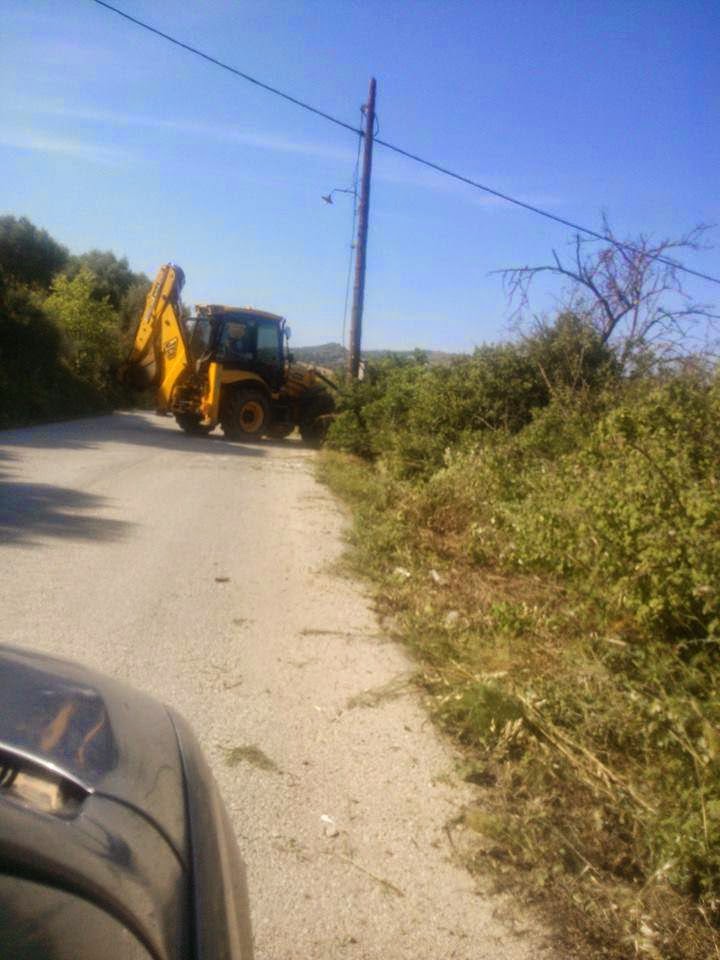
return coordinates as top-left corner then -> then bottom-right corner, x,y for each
0,645 -> 187,864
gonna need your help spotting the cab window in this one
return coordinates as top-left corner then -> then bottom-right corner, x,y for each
216,315 -> 279,363
185,318 -> 211,359
256,319 -> 279,363
219,321 -> 255,360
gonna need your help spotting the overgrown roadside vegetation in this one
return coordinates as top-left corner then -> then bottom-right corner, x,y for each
319,239 -> 719,957
0,215 -> 150,427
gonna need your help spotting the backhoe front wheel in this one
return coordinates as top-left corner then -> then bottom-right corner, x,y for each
221,389 -> 269,441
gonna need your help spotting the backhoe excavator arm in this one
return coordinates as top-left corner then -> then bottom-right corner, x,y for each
123,264 -> 193,412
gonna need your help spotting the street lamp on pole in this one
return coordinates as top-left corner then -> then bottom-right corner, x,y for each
321,188 -> 357,205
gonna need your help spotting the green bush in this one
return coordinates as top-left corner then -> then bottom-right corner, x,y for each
505,375 -> 718,640
416,370 -> 720,643
327,314 -> 616,479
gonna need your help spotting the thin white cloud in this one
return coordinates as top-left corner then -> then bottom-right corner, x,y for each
14,101 -> 355,164
0,131 -> 131,165
167,118 -> 355,163
374,154 -> 561,209
8,99 -> 562,208
374,161 -> 503,204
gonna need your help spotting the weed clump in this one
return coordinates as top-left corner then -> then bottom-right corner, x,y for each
223,744 -> 280,773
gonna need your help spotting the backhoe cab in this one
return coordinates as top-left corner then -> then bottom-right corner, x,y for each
124,264 -> 335,443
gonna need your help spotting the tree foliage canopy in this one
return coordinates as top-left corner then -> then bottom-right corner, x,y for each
45,268 -> 122,387
0,216 -> 147,424
0,215 -> 69,290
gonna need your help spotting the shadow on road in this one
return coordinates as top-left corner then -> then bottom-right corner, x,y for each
0,412 -> 269,458
0,444 -> 131,548
0,413 -> 312,547
0,480 -> 132,547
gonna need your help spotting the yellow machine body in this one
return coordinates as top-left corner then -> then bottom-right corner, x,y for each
124,264 -> 335,443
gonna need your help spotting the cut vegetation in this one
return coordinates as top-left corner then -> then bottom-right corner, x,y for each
319,309 -> 719,959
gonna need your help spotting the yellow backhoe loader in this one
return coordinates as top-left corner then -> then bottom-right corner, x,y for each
123,264 -> 335,443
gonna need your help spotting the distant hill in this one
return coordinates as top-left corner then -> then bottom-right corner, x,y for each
292,342 -> 465,370
292,342 -> 347,367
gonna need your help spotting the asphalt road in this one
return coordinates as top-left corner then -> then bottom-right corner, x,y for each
0,411 -> 552,960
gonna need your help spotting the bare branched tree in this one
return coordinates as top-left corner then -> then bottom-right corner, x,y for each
497,216 -> 717,367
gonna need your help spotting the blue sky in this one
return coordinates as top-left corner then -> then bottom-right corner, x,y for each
2,0 -> 718,350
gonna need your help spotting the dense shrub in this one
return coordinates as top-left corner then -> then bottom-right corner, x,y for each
0,281 -> 107,427
328,313 -> 616,478
426,372 -> 720,643
0,216 -> 149,426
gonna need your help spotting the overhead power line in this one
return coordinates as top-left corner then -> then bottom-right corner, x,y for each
372,138 -> 720,286
89,0 -> 363,137
90,0 -> 720,288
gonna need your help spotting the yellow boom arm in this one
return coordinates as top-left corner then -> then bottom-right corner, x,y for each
125,264 -> 192,412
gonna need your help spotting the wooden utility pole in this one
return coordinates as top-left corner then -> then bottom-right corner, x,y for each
348,77 -> 376,379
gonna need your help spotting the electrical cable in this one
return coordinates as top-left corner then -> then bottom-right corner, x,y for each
89,0 -> 363,137
372,136 -> 720,285
90,0 -> 720,288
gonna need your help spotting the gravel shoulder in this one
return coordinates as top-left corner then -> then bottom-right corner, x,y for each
0,411 -> 554,960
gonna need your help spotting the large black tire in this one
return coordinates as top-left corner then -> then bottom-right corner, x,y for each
175,413 -> 211,435
220,388 -> 270,441
299,418 -> 330,447
299,389 -> 335,447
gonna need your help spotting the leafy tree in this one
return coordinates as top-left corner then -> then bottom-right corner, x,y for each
0,276 -> 106,427
121,278 -> 152,331
0,284 -> 62,376
0,215 -> 69,289
44,268 -> 121,388
0,217 -> 148,423
64,249 -> 151,329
